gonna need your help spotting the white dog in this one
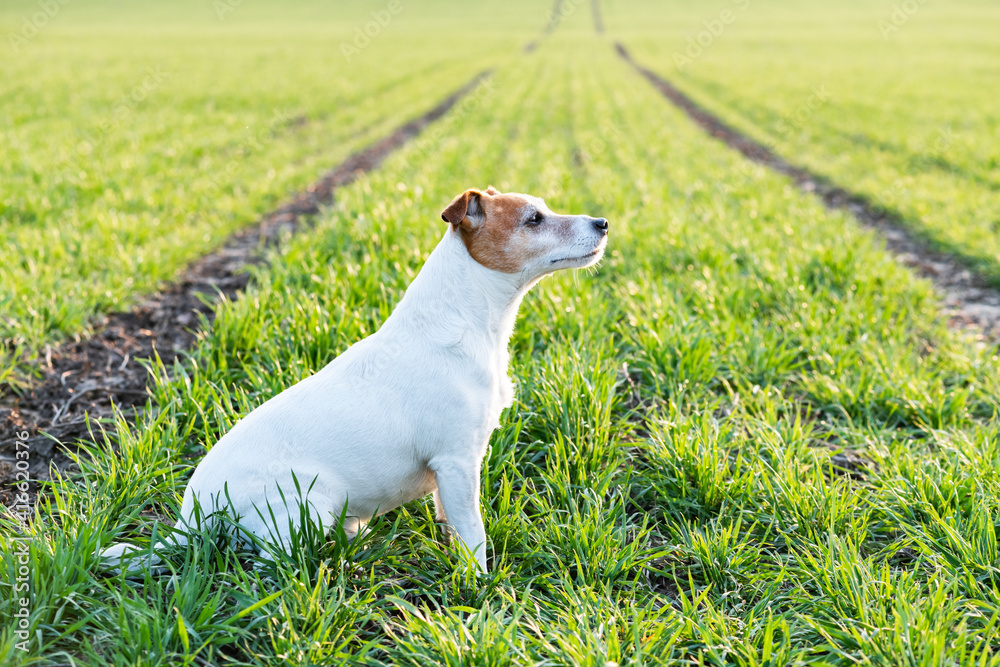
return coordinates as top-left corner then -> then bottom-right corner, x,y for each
101,187 -> 608,573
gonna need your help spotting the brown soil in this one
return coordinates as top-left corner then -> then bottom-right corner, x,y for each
615,43 -> 1000,345
0,70 -> 492,506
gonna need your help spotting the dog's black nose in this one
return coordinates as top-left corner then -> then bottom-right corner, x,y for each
592,217 -> 609,233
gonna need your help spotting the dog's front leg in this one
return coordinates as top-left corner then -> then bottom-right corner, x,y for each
429,457 -> 487,573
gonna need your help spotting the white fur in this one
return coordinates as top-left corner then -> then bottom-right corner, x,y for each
101,194 -> 607,573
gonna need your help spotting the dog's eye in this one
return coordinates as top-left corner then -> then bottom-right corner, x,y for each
526,211 -> 544,226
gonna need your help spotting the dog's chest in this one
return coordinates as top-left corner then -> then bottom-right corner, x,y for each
435,347 -> 514,447
480,344 -> 515,425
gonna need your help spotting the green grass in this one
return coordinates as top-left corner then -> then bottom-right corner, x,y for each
0,0 -> 519,383
609,0 -> 1000,283
4,1 -> 1000,665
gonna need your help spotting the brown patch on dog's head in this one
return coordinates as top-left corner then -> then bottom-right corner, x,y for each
440,187 -> 608,275
441,187 -> 539,273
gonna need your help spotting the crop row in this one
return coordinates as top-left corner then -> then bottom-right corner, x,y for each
611,0 -> 1000,284
0,2 -> 517,383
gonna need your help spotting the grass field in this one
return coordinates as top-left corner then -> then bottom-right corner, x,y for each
611,0 -> 1000,283
4,0 -> 1000,664
0,0 -> 518,383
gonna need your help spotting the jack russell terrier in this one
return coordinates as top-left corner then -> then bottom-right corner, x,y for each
100,186 -> 609,574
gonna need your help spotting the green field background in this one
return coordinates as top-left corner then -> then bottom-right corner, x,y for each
0,0 -> 527,381
3,0 -> 1000,664
612,0 -> 1000,282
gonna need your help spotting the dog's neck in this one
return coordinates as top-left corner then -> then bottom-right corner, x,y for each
387,228 -> 533,356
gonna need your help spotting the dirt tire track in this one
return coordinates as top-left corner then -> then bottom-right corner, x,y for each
0,70 -> 492,503
614,43 -> 1000,344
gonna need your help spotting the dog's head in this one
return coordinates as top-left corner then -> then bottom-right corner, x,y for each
441,186 -> 608,277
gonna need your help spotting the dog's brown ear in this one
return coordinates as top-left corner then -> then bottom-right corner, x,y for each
485,185 -> 500,196
441,189 -> 485,229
